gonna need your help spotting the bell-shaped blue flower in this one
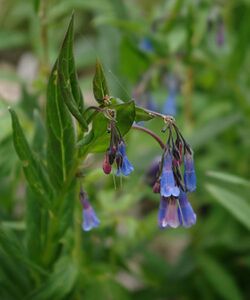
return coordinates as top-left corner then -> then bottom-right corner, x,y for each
178,191 -> 196,228
116,141 -> 134,176
160,152 -> 180,197
158,197 -> 180,228
82,199 -> 100,232
184,152 -> 196,192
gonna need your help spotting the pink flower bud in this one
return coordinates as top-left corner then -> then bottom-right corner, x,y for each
102,155 -> 112,174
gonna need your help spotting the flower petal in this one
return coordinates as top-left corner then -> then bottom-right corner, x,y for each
178,191 -> 196,228
82,206 -> 100,231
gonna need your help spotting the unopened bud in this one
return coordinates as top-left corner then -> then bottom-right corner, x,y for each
103,155 -> 112,174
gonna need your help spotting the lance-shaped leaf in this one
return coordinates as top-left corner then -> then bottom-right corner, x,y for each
206,183 -> 250,230
46,59 -> 76,191
27,256 -> 78,300
93,60 -> 109,105
9,108 -> 52,202
57,15 -> 87,131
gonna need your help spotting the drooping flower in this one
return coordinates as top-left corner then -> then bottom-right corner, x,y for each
158,193 -> 196,229
158,197 -> 180,228
116,141 -> 134,176
80,190 -> 100,232
160,152 -> 180,197
184,152 -> 196,192
165,198 -> 180,228
178,191 -> 196,228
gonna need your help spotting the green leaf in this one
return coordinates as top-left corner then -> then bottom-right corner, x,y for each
93,60 -> 109,104
46,17 -> 79,191
79,101 -> 135,155
135,106 -> 154,122
190,113 -> 241,148
32,109 -> 46,157
115,100 -> 135,135
84,278 -> 129,300
26,189 -> 43,264
207,171 -> 250,187
198,254 -> 243,300
27,256 -> 78,300
57,14 -> 87,131
206,184 -> 250,230
9,108 -> 52,201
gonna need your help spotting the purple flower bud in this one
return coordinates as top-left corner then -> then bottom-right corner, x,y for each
184,152 -> 196,192
80,190 -> 100,231
160,152 -> 180,197
116,141 -> 134,176
178,191 -> 196,228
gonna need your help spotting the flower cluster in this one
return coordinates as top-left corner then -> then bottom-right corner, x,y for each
102,120 -> 134,176
79,106 -> 197,232
153,124 -> 197,228
79,189 -> 100,232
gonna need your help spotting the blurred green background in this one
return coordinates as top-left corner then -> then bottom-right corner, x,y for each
0,0 -> 250,299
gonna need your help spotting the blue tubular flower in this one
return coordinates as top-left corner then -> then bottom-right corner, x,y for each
184,152 -> 196,192
160,152 -> 180,197
163,91 -> 177,116
159,197 -> 180,228
82,199 -> 100,231
178,191 -> 196,228
116,141 -> 134,176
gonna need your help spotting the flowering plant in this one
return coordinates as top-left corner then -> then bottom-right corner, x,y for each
9,15 -> 196,234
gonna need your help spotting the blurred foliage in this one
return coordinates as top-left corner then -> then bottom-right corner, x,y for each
0,0 -> 250,299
